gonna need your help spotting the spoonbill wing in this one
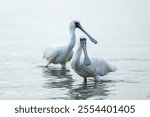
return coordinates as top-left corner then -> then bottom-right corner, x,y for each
91,57 -> 116,75
43,47 -> 58,61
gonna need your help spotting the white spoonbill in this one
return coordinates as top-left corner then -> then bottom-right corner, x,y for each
71,37 -> 116,82
43,21 -> 97,68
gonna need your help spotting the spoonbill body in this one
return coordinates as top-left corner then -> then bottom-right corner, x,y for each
43,21 -> 97,68
71,38 -> 116,82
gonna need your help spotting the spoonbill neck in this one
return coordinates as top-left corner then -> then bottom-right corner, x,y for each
67,27 -> 76,50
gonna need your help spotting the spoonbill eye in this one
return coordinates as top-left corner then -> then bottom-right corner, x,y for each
75,22 -> 80,27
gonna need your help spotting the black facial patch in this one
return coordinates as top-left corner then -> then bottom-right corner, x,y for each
75,22 -> 79,25
80,38 -> 86,41
80,38 -> 86,44
75,22 -> 80,27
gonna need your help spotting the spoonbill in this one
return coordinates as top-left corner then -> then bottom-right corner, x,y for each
71,37 -> 116,82
43,21 -> 97,68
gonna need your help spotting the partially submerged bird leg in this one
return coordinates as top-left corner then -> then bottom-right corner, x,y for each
45,61 -> 51,68
84,77 -> 87,82
94,75 -> 100,82
61,64 -> 66,69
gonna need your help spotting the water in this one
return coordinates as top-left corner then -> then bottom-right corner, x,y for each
0,0 -> 150,99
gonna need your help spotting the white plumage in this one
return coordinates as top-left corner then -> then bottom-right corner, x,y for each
43,21 -> 97,68
71,38 -> 116,82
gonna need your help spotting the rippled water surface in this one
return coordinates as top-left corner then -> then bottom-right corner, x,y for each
0,0 -> 150,99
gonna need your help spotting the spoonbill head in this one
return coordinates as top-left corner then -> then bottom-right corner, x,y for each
43,21 -> 97,68
71,37 -> 116,82
70,21 -> 98,44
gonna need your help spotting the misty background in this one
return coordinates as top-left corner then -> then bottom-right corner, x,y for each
0,0 -> 150,99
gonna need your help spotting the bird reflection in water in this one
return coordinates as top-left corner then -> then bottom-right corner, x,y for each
42,66 -> 111,100
70,80 -> 110,100
42,67 -> 74,89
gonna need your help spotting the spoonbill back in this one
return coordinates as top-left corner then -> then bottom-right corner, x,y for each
71,37 -> 116,82
43,21 -> 97,68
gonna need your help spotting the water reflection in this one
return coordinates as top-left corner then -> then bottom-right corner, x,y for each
42,67 -> 111,100
42,67 -> 74,89
42,67 -> 71,78
71,81 -> 110,100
